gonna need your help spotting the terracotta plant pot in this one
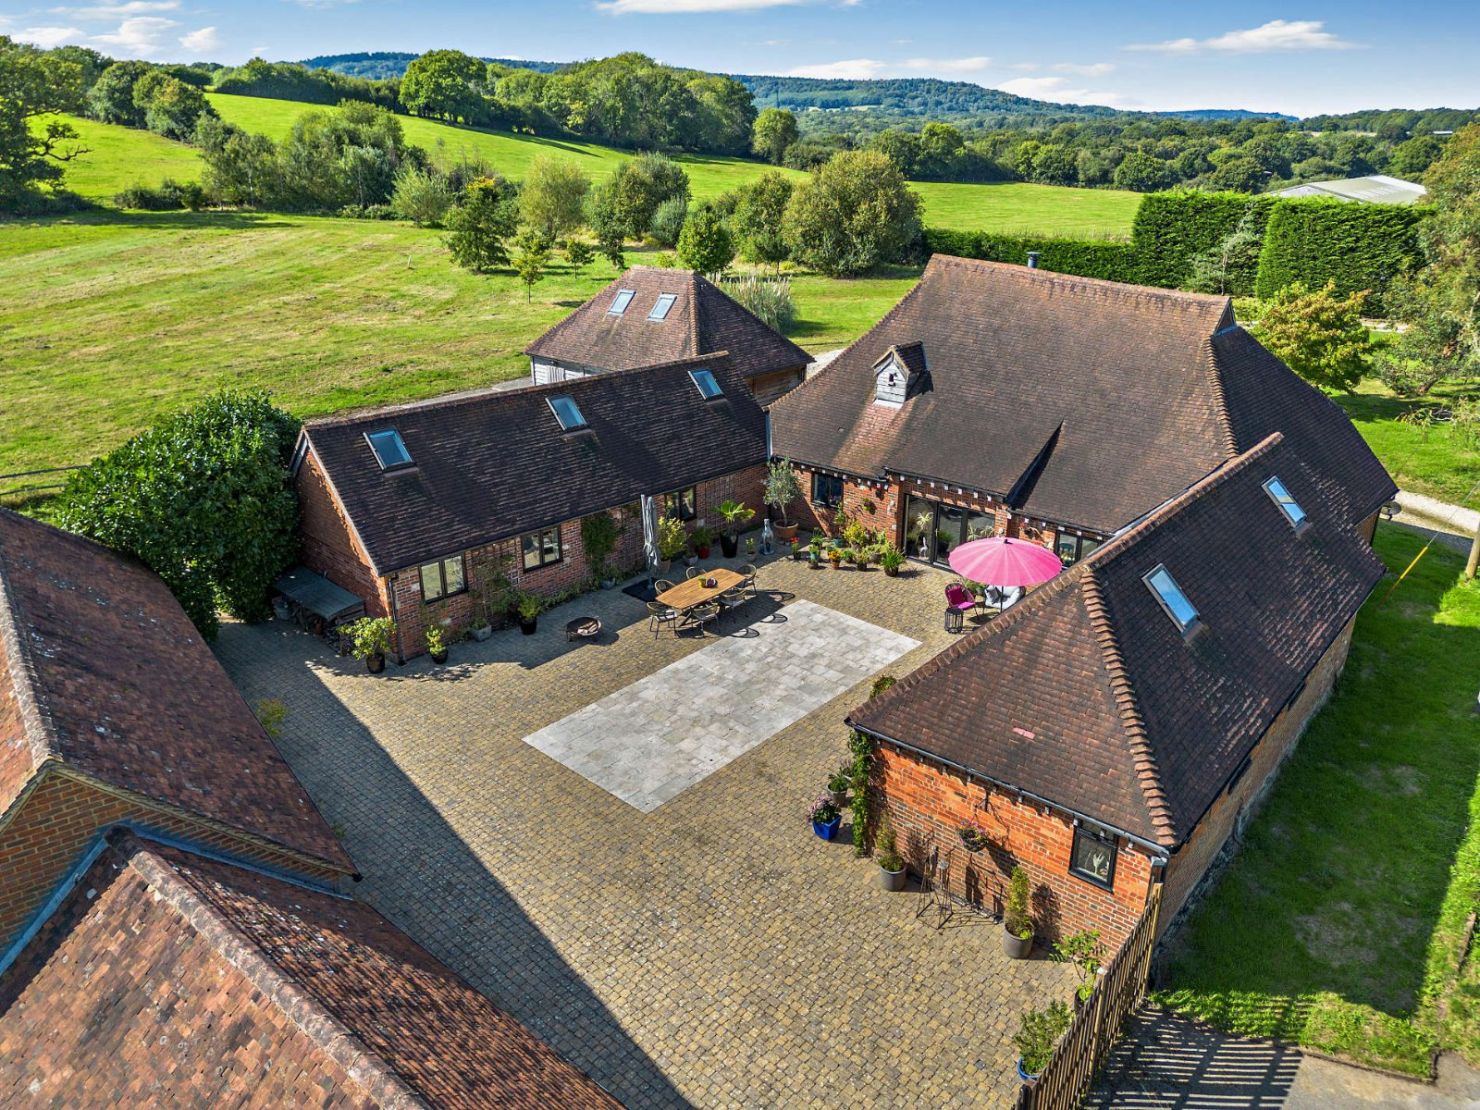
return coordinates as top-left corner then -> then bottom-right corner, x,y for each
773,523 -> 799,543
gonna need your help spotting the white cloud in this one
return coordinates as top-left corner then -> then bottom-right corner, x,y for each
1127,19 -> 1355,54
52,0 -> 179,16
180,24 -> 220,52
14,24 -> 85,47
91,14 -> 177,54
998,75 -> 1132,107
1052,61 -> 1114,76
786,55 -> 989,79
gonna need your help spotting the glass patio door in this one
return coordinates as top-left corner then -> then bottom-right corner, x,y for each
905,496 -> 992,567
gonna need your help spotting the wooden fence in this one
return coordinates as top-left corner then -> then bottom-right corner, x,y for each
1014,886 -> 1161,1110
0,466 -> 80,506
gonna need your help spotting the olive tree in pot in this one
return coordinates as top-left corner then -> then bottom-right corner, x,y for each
876,812 -> 906,891
1002,865 -> 1034,959
425,623 -> 450,665
1013,1000 -> 1071,1082
344,616 -> 396,674
515,591 -> 541,635
656,516 -> 687,573
581,511 -> 624,589
716,499 -> 755,558
765,458 -> 802,544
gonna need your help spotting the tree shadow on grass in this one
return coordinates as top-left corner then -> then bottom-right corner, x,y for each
27,207 -> 298,233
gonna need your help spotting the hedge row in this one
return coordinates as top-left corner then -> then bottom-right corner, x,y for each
924,190 -> 1427,311
1253,199 -> 1426,312
1129,190 -> 1279,291
922,228 -> 1138,283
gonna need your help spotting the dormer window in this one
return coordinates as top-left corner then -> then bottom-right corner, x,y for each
547,394 -> 587,432
1263,476 -> 1307,529
1144,564 -> 1199,634
690,368 -> 723,399
872,342 -> 925,407
608,288 -> 636,316
874,356 -> 905,408
648,293 -> 677,321
365,429 -> 412,471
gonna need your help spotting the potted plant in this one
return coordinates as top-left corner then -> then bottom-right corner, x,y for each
425,623 -> 450,665
808,537 -> 824,568
809,794 -> 841,841
852,546 -> 871,571
1002,865 -> 1033,959
876,812 -> 906,892
1054,930 -> 1104,1009
827,765 -> 850,810
716,499 -> 756,559
344,616 -> 395,674
581,511 -> 624,589
745,535 -> 757,558
689,523 -> 715,560
1013,1001 -> 1071,1082
656,516 -> 687,572
828,547 -> 845,569
765,458 -> 802,544
878,544 -> 905,577
515,591 -> 541,635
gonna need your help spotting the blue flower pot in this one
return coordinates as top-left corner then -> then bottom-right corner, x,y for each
812,815 -> 841,841
1016,1058 -> 1040,1083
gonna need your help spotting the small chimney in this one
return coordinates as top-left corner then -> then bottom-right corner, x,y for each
1026,251 -> 1040,269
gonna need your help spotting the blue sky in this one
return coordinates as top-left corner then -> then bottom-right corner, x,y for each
3,0 -> 1477,116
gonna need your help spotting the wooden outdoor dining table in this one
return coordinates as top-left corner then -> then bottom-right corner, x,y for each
656,568 -> 746,613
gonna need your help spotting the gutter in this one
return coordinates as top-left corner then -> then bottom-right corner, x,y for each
848,721 -> 1172,858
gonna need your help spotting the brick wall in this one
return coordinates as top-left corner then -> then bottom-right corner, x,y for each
872,742 -> 1154,948
1157,615 -> 1358,937
295,449 -> 393,620
318,463 -> 771,659
0,768 -> 350,951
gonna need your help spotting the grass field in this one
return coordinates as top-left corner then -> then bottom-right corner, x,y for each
0,211 -> 916,476
49,94 -> 1143,239
1156,527 -> 1480,1076
1334,378 -> 1480,506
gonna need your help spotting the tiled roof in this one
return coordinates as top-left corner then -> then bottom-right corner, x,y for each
303,354 -> 770,575
771,256 -> 1395,534
849,433 -> 1386,847
526,266 -> 812,383
0,510 -> 350,870
0,833 -> 617,1108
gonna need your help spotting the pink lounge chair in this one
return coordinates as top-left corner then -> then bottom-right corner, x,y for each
945,583 -> 978,614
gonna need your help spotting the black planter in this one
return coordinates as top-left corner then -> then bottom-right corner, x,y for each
430,649 -> 449,665
366,652 -> 386,674
720,534 -> 739,559
519,618 -> 538,636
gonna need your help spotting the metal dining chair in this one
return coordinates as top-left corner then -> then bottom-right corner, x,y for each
685,566 -> 703,580
646,600 -> 679,638
654,579 -> 676,594
738,563 -> 760,599
684,601 -> 721,635
717,586 -> 746,624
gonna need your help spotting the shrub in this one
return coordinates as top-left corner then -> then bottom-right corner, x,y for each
721,273 -> 795,332
564,238 -> 595,268
390,165 -> 453,227
1250,280 -> 1374,391
783,150 -> 923,276
1130,191 -> 1278,289
649,195 -> 689,248
1003,865 -> 1032,940
343,616 -> 395,660
1254,198 -> 1426,312
114,178 -> 207,211
610,152 -> 690,239
1014,1001 -> 1072,1075
445,176 -> 518,272
656,515 -> 688,561
54,391 -> 300,638
923,229 -> 1137,283
876,813 -> 903,872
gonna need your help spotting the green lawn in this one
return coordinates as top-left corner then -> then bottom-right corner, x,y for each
46,95 -> 1142,239
0,211 -> 915,476
1335,378 -> 1480,506
1156,527 -> 1480,1076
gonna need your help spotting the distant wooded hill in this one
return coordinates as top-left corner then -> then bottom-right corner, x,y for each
300,51 -> 560,80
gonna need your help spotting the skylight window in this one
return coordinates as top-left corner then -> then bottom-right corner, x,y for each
1143,564 -> 1199,633
547,394 -> 587,432
365,428 -> 412,471
648,293 -> 677,321
1263,476 -> 1308,528
608,288 -> 636,316
690,368 -> 723,399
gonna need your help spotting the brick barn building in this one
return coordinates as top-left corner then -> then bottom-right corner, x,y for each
526,265 -> 813,406
769,255 -> 1394,568
848,434 -> 1386,948
0,509 -> 617,1106
294,354 -> 770,659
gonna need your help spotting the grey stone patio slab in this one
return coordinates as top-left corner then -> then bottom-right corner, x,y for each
522,600 -> 918,812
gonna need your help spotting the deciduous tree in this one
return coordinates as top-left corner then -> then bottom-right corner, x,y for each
752,107 -> 798,165
519,155 -> 590,242
676,201 -> 735,274
1251,280 -> 1374,392
445,175 -> 519,272
400,49 -> 487,123
731,170 -> 793,266
0,36 -> 86,209
782,150 -> 922,277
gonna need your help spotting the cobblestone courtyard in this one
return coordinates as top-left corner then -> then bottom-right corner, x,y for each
217,552 -> 1076,1108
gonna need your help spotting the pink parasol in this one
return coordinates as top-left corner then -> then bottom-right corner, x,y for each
947,536 -> 1063,588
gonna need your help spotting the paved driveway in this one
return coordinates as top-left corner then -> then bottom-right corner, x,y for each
217,553 -> 1075,1108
